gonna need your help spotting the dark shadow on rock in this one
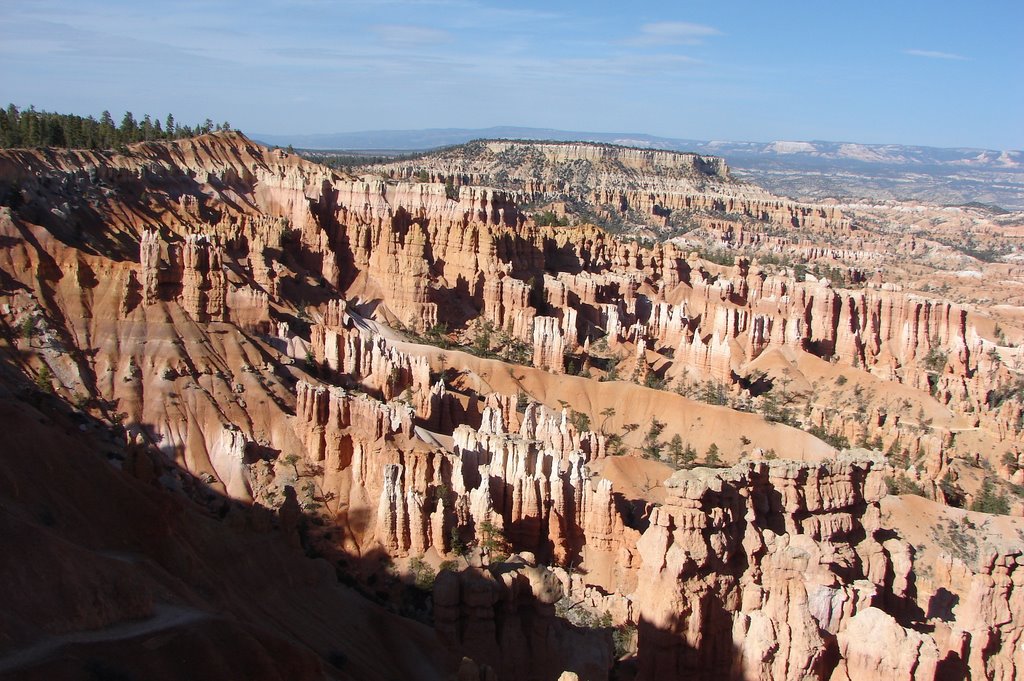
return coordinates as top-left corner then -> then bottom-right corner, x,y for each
936,649 -> 969,681
0,360 -> 454,681
927,587 -> 959,622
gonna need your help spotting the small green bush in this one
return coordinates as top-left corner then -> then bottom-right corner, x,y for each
641,419 -> 665,459
409,556 -> 436,590
35,365 -> 54,393
450,526 -> 469,557
970,478 -> 1010,515
806,425 -> 850,449
705,443 -> 721,466
613,624 -> 637,659
885,475 -> 926,497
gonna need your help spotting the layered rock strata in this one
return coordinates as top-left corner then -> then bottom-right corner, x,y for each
3,132 -> 1024,681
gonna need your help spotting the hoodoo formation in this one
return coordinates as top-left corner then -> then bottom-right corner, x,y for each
2,131 -> 1024,680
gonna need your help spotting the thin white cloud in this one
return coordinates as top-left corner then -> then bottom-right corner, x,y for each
448,51 -> 706,87
371,24 -> 452,45
904,49 -> 968,61
629,21 -> 721,46
329,0 -> 559,23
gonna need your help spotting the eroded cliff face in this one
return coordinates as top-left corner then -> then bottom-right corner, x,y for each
372,140 -> 846,236
2,132 -> 1023,681
629,458 -> 1024,681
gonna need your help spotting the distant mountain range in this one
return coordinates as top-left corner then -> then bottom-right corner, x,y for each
253,127 -> 1024,209
252,126 -> 697,152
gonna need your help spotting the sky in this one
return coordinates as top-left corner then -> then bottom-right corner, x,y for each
1,0 -> 1022,150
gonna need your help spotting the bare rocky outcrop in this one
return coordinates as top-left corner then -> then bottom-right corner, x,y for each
623,457 -> 1024,681
136,229 -> 228,322
532,316 -> 566,373
309,303 -> 432,411
373,140 -> 847,236
290,379 -> 610,564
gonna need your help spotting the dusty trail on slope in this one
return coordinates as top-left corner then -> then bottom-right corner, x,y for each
0,604 -> 209,674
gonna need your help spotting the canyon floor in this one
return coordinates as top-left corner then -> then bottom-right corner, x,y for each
1,133 -> 1023,680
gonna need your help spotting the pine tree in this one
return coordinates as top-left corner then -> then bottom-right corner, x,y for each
120,111 -> 136,132
642,419 -> 665,459
99,110 -> 115,147
970,478 -> 1009,515
669,434 -> 692,467
0,105 -> 222,150
119,111 -> 137,143
20,106 -> 38,147
0,105 -> 19,147
82,115 -> 99,149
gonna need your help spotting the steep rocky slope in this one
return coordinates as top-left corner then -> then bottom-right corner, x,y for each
272,126 -> 1024,209
364,140 -> 1024,499
366,140 -> 1024,300
0,370 -> 451,681
1,132 -> 1023,680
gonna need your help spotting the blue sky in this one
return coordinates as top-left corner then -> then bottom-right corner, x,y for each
1,0 -> 1021,149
